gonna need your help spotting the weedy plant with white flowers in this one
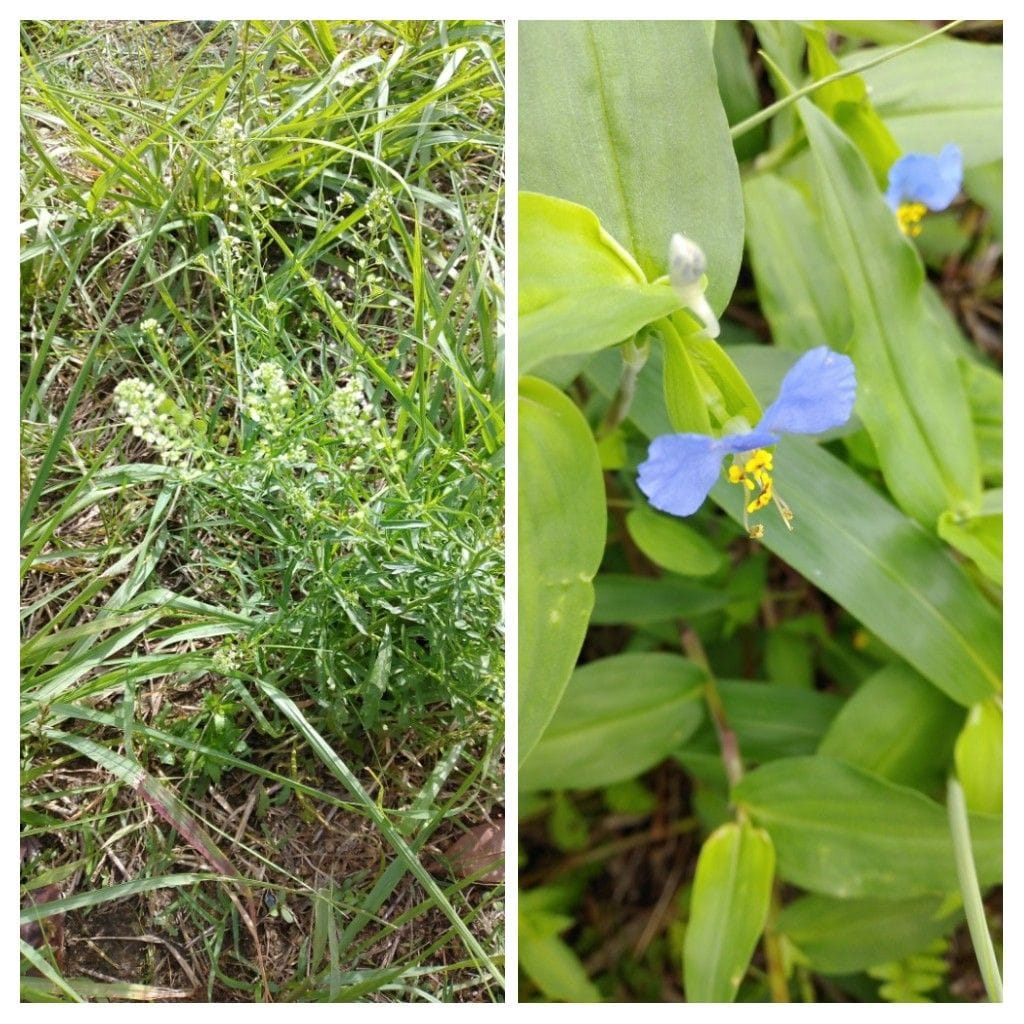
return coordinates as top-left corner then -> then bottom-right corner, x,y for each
21,19 -> 504,1004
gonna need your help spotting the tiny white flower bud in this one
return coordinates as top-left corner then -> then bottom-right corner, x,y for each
667,233 -> 720,339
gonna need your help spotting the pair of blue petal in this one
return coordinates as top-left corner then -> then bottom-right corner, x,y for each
637,346 -> 856,517
885,143 -> 963,212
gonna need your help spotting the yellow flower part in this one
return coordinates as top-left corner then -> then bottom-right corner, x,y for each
727,448 -> 793,537
896,201 -> 928,238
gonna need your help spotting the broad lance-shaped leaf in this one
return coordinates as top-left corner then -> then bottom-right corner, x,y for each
519,192 -> 681,374
519,377 -> 606,763
733,756 -> 1001,899
798,99 -> 980,527
520,653 -> 704,792
778,894 -> 962,975
520,21 -> 743,313
684,822 -> 775,1002
585,346 -> 1002,708
818,662 -> 965,791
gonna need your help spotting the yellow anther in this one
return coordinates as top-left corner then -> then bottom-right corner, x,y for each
897,201 -> 927,237
729,447 -> 790,535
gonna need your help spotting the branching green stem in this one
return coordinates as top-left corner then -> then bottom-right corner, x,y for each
598,336 -> 649,438
730,20 -> 964,140
946,775 -> 1002,1002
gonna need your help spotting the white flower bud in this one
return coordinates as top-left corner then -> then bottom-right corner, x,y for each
667,233 -> 720,339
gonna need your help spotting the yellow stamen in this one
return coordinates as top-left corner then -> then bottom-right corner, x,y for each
896,201 -> 927,237
727,447 -> 792,537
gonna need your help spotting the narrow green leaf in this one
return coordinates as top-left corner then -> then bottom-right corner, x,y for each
625,505 -> 723,577
744,173 -> 853,354
519,21 -> 743,312
519,192 -> 680,374
733,756 -> 1001,898
804,25 -> 900,186
519,377 -> 606,762
520,652 -> 705,792
818,662 -> 965,790
684,822 -> 775,1002
799,98 -> 980,526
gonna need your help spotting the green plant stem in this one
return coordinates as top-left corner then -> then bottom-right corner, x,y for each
946,775 -> 1002,1002
598,336 -> 649,438
731,20 -> 963,140
680,626 -> 743,790
762,885 -> 790,1003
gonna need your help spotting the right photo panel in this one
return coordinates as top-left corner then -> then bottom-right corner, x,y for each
518,20 -> 1003,1003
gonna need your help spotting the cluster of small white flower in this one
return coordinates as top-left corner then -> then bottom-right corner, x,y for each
212,116 -> 246,192
113,378 -> 192,464
244,362 -> 294,436
329,379 -> 379,439
328,378 -> 410,469
211,644 -> 242,675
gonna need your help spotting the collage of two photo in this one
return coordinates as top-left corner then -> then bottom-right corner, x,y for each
20,19 -> 1003,1005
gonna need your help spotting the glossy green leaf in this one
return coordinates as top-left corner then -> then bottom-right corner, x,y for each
520,652 -> 704,792
661,325 -> 713,434
675,321 -> 762,428
519,21 -> 743,312
779,894 -> 961,975
519,192 -> 681,374
818,662 -> 965,790
937,489 -> 1002,586
843,37 -> 1002,168
733,756 -> 1002,898
743,173 -> 853,354
585,348 -> 1002,707
799,98 -> 980,526
519,377 -> 606,763
591,574 -> 728,625
955,700 -> 1002,816
625,505 -> 723,577
683,822 -> 775,1002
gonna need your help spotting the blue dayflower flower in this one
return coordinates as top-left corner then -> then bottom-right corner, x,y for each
637,346 -> 856,534
885,144 -> 963,236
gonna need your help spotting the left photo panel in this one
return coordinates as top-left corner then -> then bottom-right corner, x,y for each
20,20 -> 505,1002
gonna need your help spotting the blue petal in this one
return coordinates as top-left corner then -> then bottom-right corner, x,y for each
638,428 -> 774,517
637,434 -> 726,516
885,144 -> 963,211
759,346 -> 856,436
